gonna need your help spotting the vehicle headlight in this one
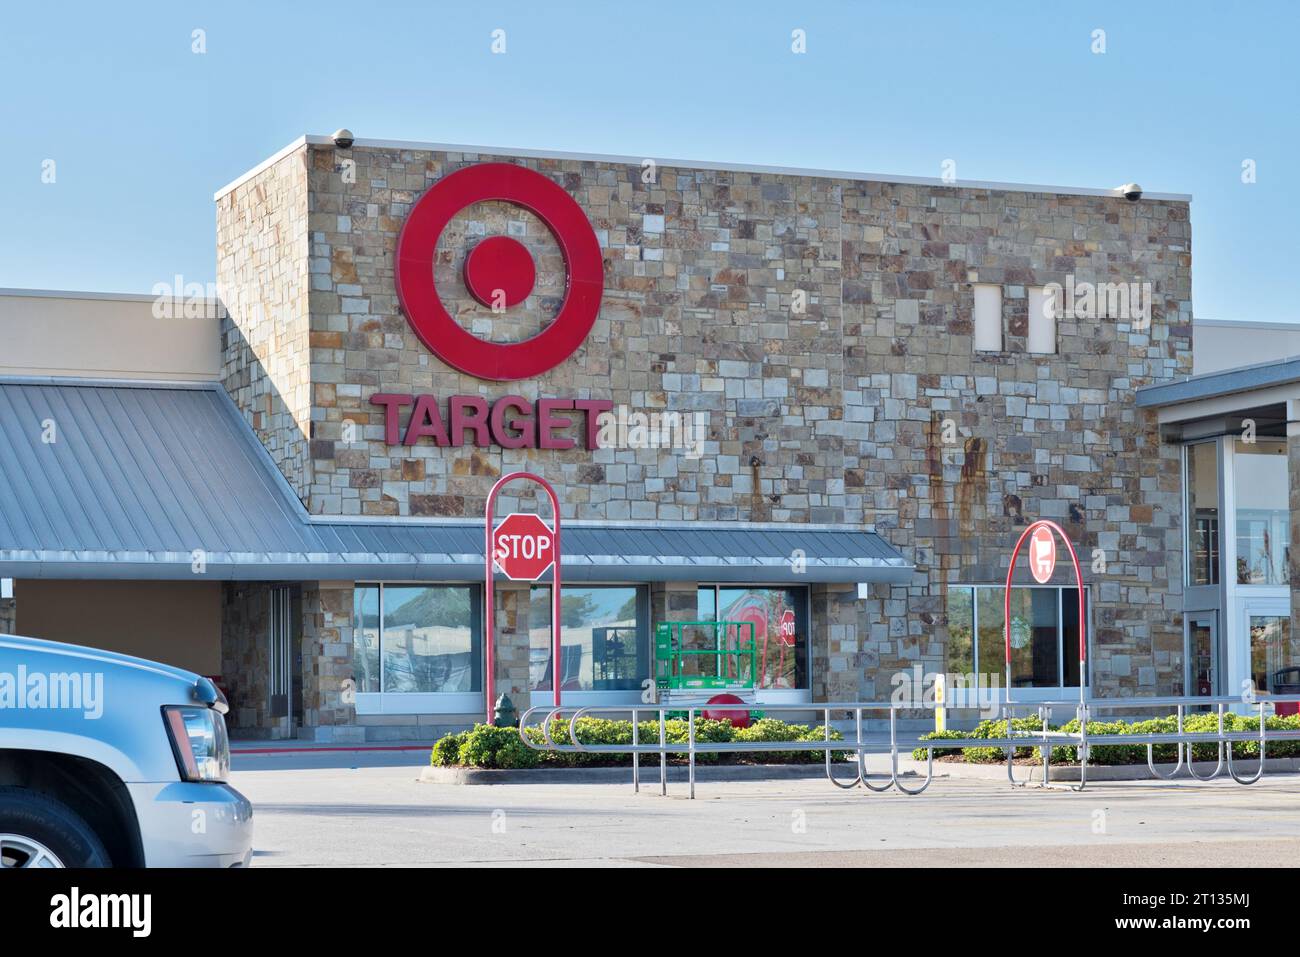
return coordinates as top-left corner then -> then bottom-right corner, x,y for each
163,706 -> 230,782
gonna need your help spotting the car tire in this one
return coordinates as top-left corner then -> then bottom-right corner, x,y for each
0,787 -> 111,868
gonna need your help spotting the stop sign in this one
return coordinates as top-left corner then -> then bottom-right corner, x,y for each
491,513 -> 556,581
777,609 -> 797,647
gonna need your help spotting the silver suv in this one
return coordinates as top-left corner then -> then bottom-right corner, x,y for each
0,633 -> 253,867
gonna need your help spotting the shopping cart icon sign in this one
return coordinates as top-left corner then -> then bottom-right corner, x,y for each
1029,526 -> 1056,583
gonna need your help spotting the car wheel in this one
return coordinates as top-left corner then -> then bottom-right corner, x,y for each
0,787 -> 111,868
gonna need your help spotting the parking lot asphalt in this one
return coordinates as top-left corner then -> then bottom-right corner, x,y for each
230,750 -> 1300,867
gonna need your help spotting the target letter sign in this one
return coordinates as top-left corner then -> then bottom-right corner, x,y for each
491,513 -> 556,581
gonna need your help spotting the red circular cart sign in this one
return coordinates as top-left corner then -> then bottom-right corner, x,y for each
777,609 -> 797,647
1029,525 -> 1056,583
491,512 -> 556,581
394,163 -> 604,381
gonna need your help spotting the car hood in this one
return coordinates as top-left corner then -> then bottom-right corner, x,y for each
0,632 -> 203,687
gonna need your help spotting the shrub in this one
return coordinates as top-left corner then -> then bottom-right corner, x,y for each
453,724 -> 540,769
430,731 -> 467,766
909,711 -> 1300,766
431,715 -> 853,769
911,729 -> 965,760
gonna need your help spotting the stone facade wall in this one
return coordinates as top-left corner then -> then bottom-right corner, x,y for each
300,581 -> 356,734
219,141 -> 1193,704
220,582 -> 273,735
491,581 -> 532,713
217,147 -> 313,494
811,583 -> 865,701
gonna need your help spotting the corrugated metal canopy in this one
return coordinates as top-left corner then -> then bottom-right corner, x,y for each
1135,355 -> 1300,408
0,380 -> 912,585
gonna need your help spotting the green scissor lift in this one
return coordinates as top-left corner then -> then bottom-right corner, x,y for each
654,620 -> 762,714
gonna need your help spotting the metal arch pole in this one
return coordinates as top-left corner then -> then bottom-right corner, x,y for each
1147,704 -> 1186,780
1188,703 -> 1226,780
483,471 -> 563,726
659,708 -> 667,796
632,707 -> 639,793
688,707 -> 696,800
1227,699 -> 1267,786
826,706 -> 863,789
484,475 -> 506,726
540,479 -> 563,713
1003,518 -> 1089,722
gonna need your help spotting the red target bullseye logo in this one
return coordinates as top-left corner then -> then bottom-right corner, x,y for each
394,163 -> 604,381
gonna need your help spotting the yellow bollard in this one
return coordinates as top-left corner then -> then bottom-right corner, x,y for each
934,672 -> 946,733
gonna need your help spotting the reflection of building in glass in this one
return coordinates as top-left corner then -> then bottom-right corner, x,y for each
352,585 -> 478,694
1234,440 -> 1289,586
1250,616 -> 1298,694
529,586 -> 642,692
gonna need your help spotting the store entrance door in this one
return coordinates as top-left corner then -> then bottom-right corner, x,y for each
1186,612 -> 1217,705
268,585 -> 302,737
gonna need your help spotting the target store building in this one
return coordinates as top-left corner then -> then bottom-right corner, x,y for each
0,133 -> 1219,740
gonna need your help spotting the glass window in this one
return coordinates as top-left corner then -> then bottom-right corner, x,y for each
945,585 -> 1088,691
1061,588 -> 1087,688
946,587 -> 973,676
1250,615 -> 1297,694
1185,442 -> 1220,586
699,586 -> 808,690
976,587 -> 1005,681
353,585 -> 381,694
1027,286 -> 1057,354
973,284 -> 1002,351
1008,588 -> 1060,688
355,584 -> 480,694
1234,440 -> 1289,585
529,586 -> 645,692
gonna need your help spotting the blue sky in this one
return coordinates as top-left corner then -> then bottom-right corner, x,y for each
1,0 -> 1295,321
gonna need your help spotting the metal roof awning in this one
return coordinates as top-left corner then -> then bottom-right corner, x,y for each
0,380 -> 913,585
1136,355 -> 1300,409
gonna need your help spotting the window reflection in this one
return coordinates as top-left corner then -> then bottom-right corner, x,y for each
1234,440 -> 1289,586
1008,588 -> 1060,687
946,587 -> 973,676
698,586 -> 808,689
1250,615 -> 1297,694
353,585 -> 380,694
529,586 -> 644,692
381,585 -> 478,693
1186,442 -> 1220,586
945,585 -> 1087,690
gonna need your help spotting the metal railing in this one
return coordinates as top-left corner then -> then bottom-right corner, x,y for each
517,693 -> 1300,798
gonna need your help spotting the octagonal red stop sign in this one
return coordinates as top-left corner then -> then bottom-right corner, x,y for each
491,513 -> 556,581
777,609 -> 797,647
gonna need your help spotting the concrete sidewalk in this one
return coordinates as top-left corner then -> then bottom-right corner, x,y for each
231,762 -> 1300,867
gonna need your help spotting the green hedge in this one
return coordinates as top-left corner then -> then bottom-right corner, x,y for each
431,716 -> 850,770
911,712 -> 1300,764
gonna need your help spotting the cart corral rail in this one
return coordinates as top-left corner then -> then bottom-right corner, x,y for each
518,694 -> 1300,798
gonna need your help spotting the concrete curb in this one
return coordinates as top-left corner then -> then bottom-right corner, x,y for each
900,755 -> 1300,782
419,762 -> 867,785
421,755 -> 1300,785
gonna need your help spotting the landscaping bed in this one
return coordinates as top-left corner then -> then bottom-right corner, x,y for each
430,716 -> 851,770
912,713 -> 1300,765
